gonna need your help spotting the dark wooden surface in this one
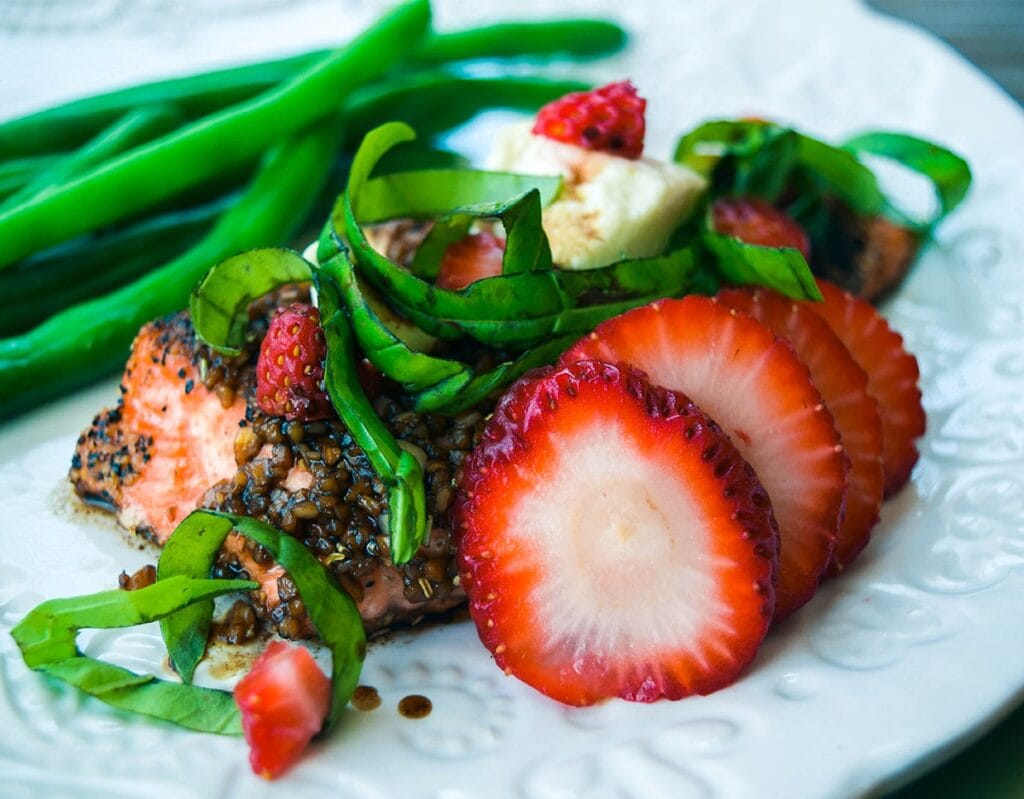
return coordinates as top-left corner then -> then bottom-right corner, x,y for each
867,0 -> 1024,104
864,2 -> 1023,797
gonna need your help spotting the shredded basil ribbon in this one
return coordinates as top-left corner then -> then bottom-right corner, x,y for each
10,575 -> 256,734
842,131 -> 972,228
158,510 -> 365,731
674,118 -> 970,233
10,509 -> 365,735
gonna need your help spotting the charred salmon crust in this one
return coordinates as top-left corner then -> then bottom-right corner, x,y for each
811,206 -> 919,302
71,287 -> 486,635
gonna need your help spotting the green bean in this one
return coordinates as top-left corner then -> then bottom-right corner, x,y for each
0,52 -> 326,160
0,0 -> 430,270
1,104 -> 182,211
342,72 -> 590,148
0,121 -> 338,419
414,19 -> 626,63
0,198 -> 226,337
0,154 -> 64,199
0,17 -> 623,160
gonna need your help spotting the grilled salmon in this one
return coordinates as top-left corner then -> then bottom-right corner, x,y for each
72,290 -> 481,635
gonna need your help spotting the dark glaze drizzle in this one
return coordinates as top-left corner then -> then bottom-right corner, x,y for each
398,694 -> 432,719
351,685 -> 382,712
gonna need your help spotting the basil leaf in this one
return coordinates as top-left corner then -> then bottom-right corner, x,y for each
413,334 -> 576,414
410,214 -> 473,280
321,250 -> 469,394
320,249 -> 572,413
412,189 -> 551,280
385,248 -> 714,349
10,575 -> 255,734
842,131 -> 971,224
41,658 -> 245,735
337,123 -> 713,349
674,119 -> 770,177
315,271 -> 428,564
702,231 -> 821,301
673,119 -> 798,200
674,120 -> 887,216
359,168 -> 561,224
158,510 -> 367,732
795,134 -> 886,216
371,144 -> 470,176
190,247 -> 313,356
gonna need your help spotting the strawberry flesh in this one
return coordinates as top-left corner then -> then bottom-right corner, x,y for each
805,280 -> 925,496
436,231 -> 506,291
454,360 -> 778,706
234,640 -> 331,780
563,296 -> 847,619
717,287 -> 884,573
712,197 -> 811,259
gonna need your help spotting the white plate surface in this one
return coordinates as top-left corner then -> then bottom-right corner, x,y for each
2,1 -> 1024,797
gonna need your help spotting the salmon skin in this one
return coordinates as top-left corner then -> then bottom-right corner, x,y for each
71,294 -> 481,634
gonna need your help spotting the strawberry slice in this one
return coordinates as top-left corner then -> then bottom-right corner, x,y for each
436,230 -> 506,290
234,640 -> 330,780
805,280 -> 925,496
454,360 -> 778,706
711,197 -> 811,259
563,296 -> 847,619
717,287 -> 883,573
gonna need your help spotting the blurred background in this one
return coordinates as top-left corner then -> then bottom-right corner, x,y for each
868,0 -> 1023,103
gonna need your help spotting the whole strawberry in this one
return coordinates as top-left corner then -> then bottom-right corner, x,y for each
532,80 -> 646,159
256,303 -> 333,421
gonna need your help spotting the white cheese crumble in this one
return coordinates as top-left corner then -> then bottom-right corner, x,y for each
486,122 -> 706,270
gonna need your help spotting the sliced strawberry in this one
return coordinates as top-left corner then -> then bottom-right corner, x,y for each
436,230 -> 506,290
712,197 -> 811,259
454,360 -> 778,706
234,640 -> 330,780
805,279 -> 925,496
563,296 -> 847,619
717,287 -> 883,573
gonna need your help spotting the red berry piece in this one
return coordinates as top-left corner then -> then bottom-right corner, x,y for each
712,197 -> 811,259
256,303 -> 333,421
805,279 -> 925,496
532,80 -> 647,159
454,360 -> 778,706
436,231 -> 506,290
234,640 -> 331,780
563,296 -> 847,619
718,287 -> 884,573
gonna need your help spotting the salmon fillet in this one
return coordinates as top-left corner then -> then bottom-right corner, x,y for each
72,298 -> 479,634
813,209 -> 920,301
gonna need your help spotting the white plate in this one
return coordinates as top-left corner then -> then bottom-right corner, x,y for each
2,1 -> 1023,797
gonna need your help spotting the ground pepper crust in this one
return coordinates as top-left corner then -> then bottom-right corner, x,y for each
70,313 -> 197,532
71,286 -> 488,636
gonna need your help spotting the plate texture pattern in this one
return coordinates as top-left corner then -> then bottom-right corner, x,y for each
1,1 -> 1022,797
